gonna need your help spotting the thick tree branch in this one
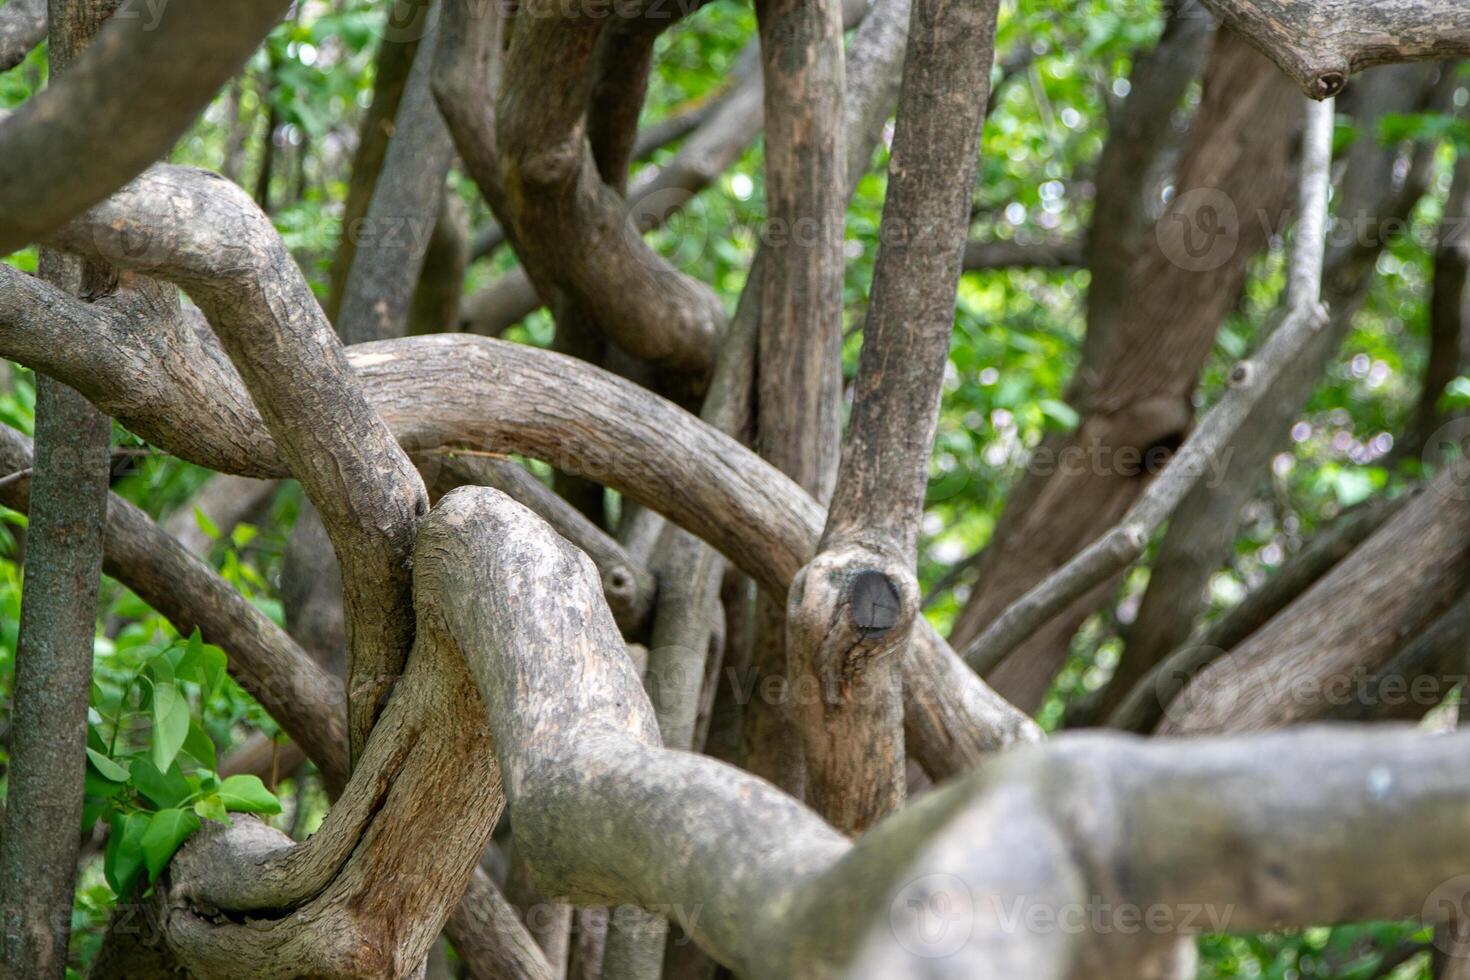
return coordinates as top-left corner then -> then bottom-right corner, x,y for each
962,94 -> 1336,677
427,451 -> 656,634
425,487 -> 1470,977
0,0 -> 291,254
1,260 -> 1037,779
1199,0 -> 1470,98
1112,62 -> 1449,710
949,28 -> 1303,711
1103,492 -> 1404,732
42,164 -> 430,766
1158,467 -> 1470,735
494,0 -> 723,377
1,7 -> 118,971
788,0 -> 1000,833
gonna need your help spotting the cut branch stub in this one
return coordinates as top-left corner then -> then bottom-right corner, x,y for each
787,545 -> 918,834
1199,0 -> 1470,98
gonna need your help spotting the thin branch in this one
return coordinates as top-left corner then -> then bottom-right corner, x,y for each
1105,492 -> 1405,733
961,95 -> 1337,677
337,2 -> 455,346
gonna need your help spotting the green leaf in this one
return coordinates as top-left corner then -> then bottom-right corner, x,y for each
175,633 -> 227,697
131,757 -> 192,810
182,718 -> 216,769
217,774 -> 282,815
230,522 -> 258,549
193,506 -> 221,540
104,811 -> 151,897
139,808 -> 201,882
193,794 -> 230,825
1038,398 -> 1080,431
150,681 -> 190,773
86,747 -> 130,784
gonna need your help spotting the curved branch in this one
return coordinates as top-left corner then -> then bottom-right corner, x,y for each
0,421 -> 350,792
789,0 -> 1001,832
3,229 -> 1038,776
41,164 -> 428,764
493,0 -> 723,376
0,0 -> 291,254
1199,0 -> 1470,98
426,487 -> 1470,977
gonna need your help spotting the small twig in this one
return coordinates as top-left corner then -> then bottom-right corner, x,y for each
0,467 -> 32,490
962,95 -> 1337,677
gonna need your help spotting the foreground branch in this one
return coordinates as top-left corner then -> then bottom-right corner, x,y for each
40,164 -> 429,765
429,487 -> 1470,977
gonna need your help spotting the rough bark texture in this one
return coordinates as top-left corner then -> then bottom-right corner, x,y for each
949,28 -> 1302,712
0,6 -> 115,973
493,0 -> 723,377
788,0 -> 999,834
1,238 -> 1038,781
740,0 -> 850,803
1200,0 -> 1470,97
37,164 -> 430,766
419,487 -> 1470,979
1105,493 -> 1404,733
325,4 -> 424,320
0,0 -> 45,71
0,353 -> 111,979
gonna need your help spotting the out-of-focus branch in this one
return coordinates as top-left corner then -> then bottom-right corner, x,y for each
961,95 -> 1336,677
